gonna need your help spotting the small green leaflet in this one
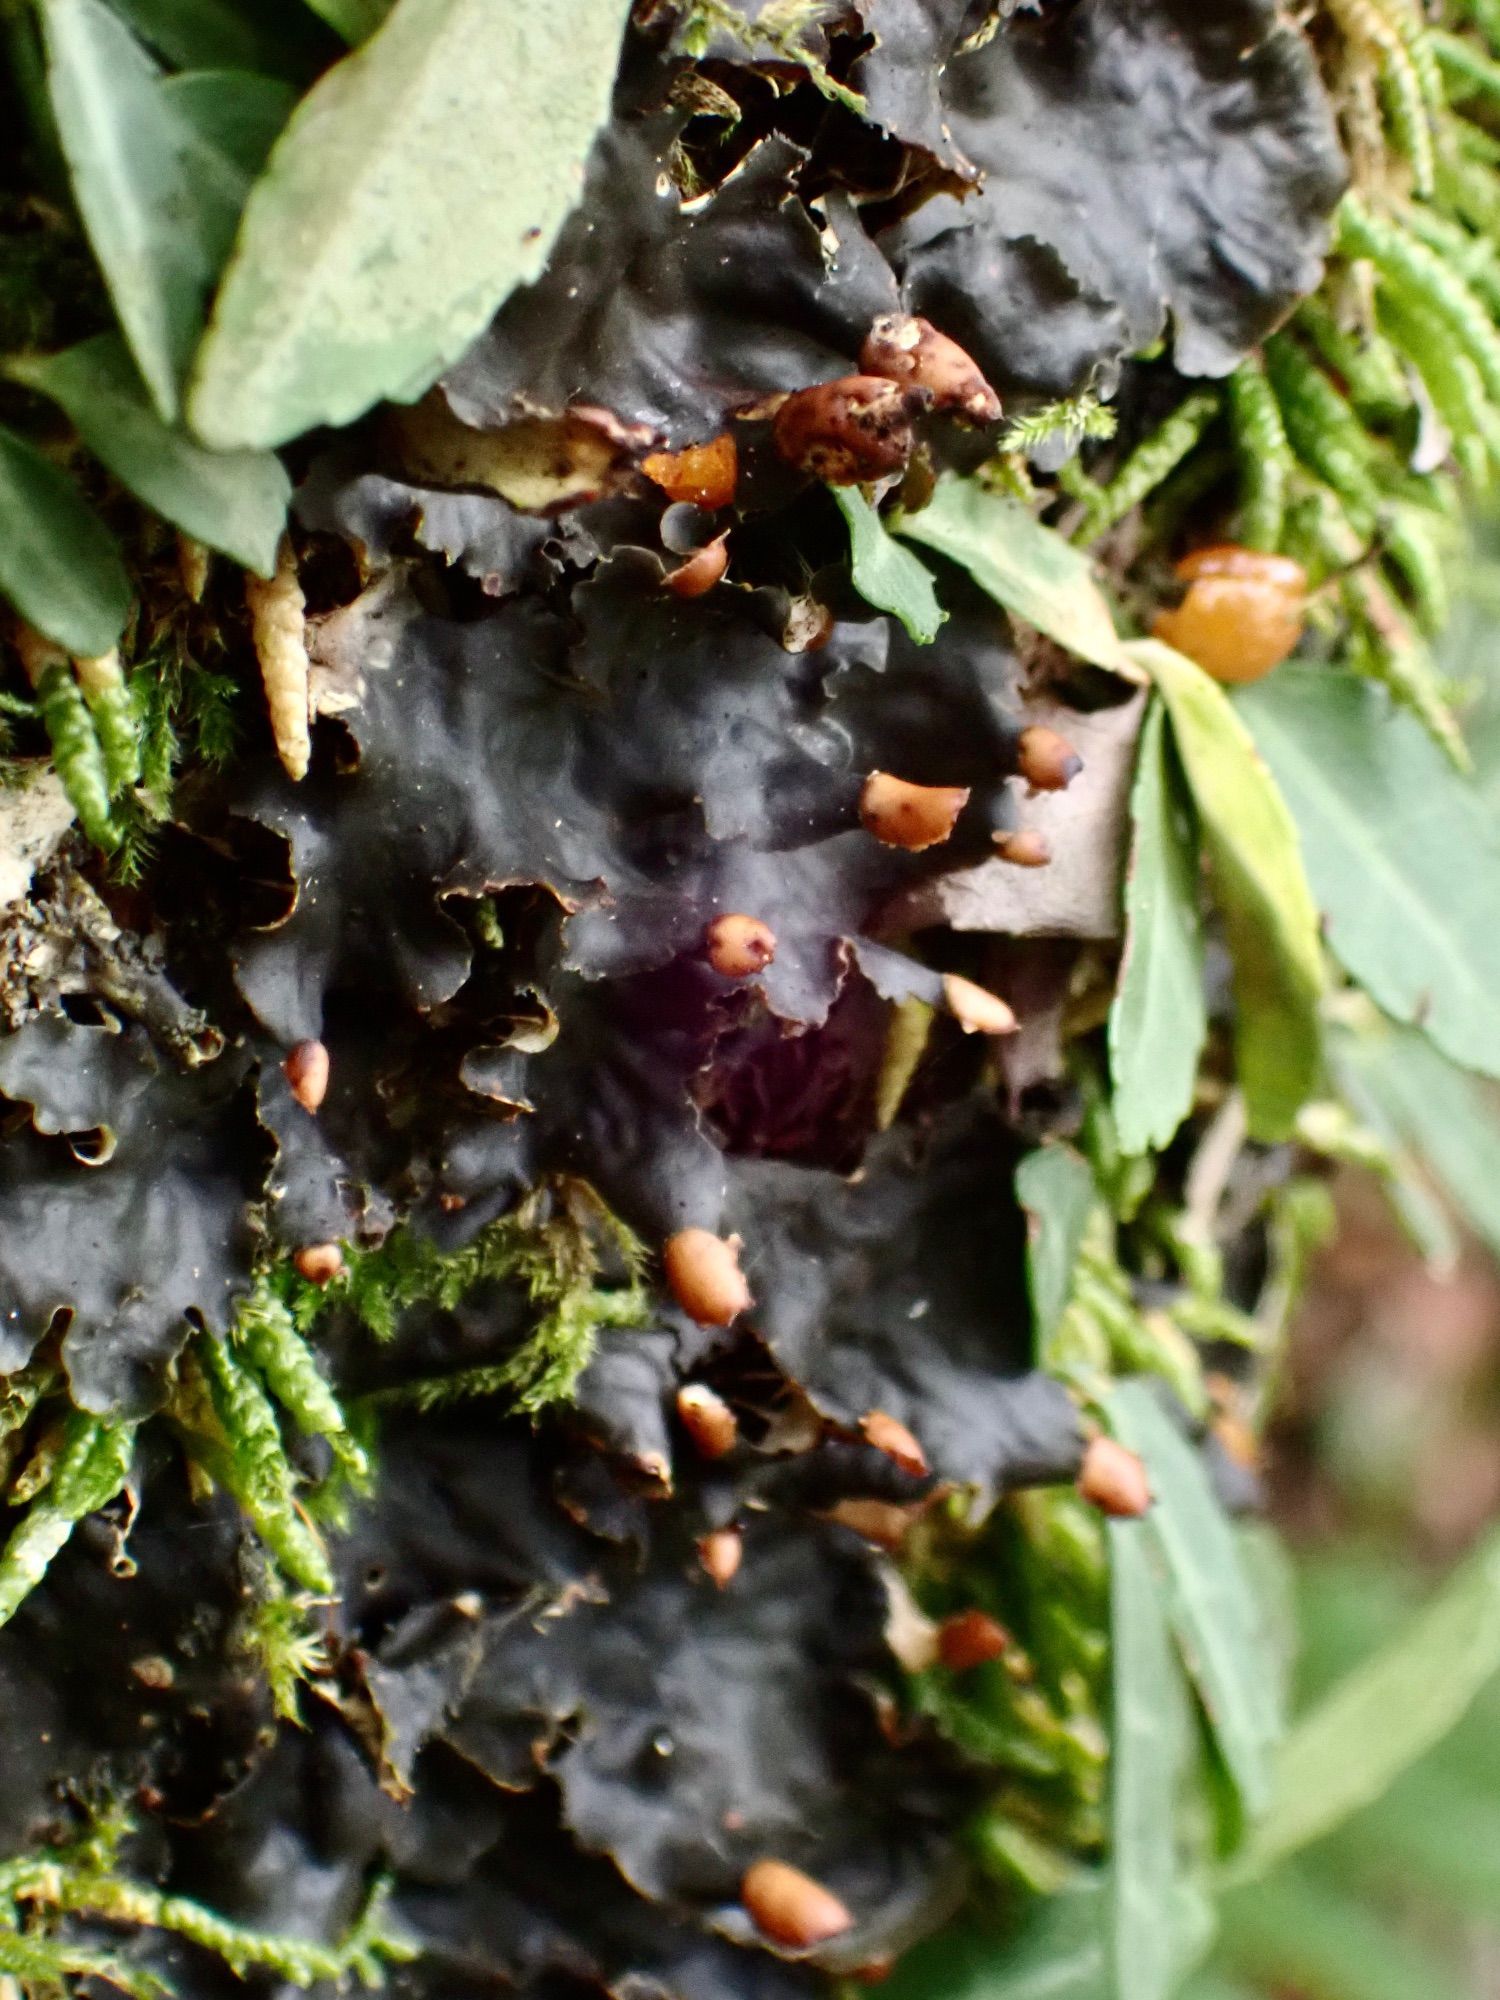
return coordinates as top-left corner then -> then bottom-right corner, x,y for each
104,0 -> 327,78
1109,696 -> 1207,1156
1108,1520 -> 1196,2000
833,487 -> 946,642
894,476 -> 1137,674
1235,1524 -> 1500,1880
163,70 -> 297,182
303,0 -> 394,41
11,334 -> 289,576
1016,1144 -> 1095,1353
1237,667 -> 1500,1083
1107,1381 -> 1281,1829
1131,640 -> 1323,1143
188,0 -> 632,450
876,1886 -> 1109,2000
0,424 -> 131,657
40,0 -> 285,420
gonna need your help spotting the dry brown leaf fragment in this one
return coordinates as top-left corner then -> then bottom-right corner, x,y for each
245,537 -> 312,781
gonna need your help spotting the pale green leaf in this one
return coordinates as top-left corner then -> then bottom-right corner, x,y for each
1237,667 -> 1500,1082
833,486 -> 946,642
41,0 -> 267,419
188,0 -> 632,450
303,0 -> 393,41
1131,639 -> 1323,1142
1016,1144 -> 1095,1350
1217,1868 -> 1471,2000
1236,1524 -> 1500,1878
1329,1016 -> 1500,1264
1107,1381 -> 1280,1823
1109,696 -> 1207,1156
895,477 -> 1137,674
0,423 -> 131,656
1108,1521 -> 1193,2000
10,334 -> 289,576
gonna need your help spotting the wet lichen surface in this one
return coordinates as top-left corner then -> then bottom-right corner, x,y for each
0,0 -> 1467,1990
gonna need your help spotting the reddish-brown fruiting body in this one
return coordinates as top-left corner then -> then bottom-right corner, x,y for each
859,1410 -> 930,1479
1015,726 -> 1083,792
698,1527 -> 743,1587
772,375 -> 929,485
859,771 -> 970,851
294,1242 -> 345,1287
741,1860 -> 855,1948
825,1497 -> 922,1550
1152,544 -> 1307,684
937,1609 -> 1010,1673
860,313 -> 1002,425
942,973 -> 1018,1036
851,1959 -> 895,1986
283,1038 -> 330,1113
1077,1435 -> 1152,1517
992,829 -> 1052,868
1212,1409 -> 1260,1470
677,1382 -> 739,1459
705,912 -> 777,978
641,433 -> 739,509
664,534 -> 730,599
663,1228 -> 753,1327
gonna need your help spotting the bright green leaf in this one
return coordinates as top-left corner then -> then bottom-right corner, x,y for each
303,0 -> 393,41
188,0 -> 632,451
1131,639 -> 1323,1142
1109,696 -> 1207,1156
1108,1521 -> 1194,2000
41,0 -> 267,419
833,486 -> 946,642
1236,1524 -> 1500,1879
1107,1381 -> 1280,1825
0,423 -> 130,657
10,334 -> 289,575
1237,667 -> 1500,1083
895,477 -> 1136,674
1016,1144 -> 1096,1352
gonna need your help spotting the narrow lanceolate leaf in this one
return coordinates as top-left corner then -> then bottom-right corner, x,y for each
40,0 -> 270,418
1131,640 -> 1323,1142
1217,1869 -> 1473,2000
1108,1521 -> 1194,2000
1108,1382 -> 1281,1826
1109,697 -> 1207,1156
12,335 -> 289,575
1237,667 -> 1500,1083
1237,1524 -> 1500,1880
1330,1017 -> 1500,1266
895,476 -> 1136,674
833,487 -> 946,643
1016,1144 -> 1095,1352
188,0 -> 633,450
0,424 -> 130,657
